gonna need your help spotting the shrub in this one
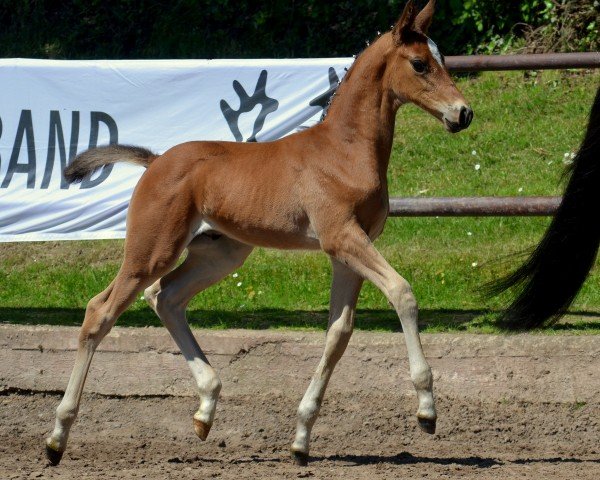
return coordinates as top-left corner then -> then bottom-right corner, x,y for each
521,0 -> 599,53
0,1 -> 597,59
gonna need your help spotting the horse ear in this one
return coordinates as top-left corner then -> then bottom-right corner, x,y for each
415,0 -> 436,34
392,0 -> 418,45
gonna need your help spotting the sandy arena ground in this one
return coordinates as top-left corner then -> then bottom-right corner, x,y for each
0,325 -> 598,479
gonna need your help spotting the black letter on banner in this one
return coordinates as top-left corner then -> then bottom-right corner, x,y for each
80,111 -> 118,189
41,111 -> 80,189
1,110 -> 36,189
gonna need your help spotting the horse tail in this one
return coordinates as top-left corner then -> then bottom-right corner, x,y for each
64,145 -> 158,184
488,86 -> 600,329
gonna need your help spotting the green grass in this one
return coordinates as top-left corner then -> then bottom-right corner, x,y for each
1,70 -> 599,333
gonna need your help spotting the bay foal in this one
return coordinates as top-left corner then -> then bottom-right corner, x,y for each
46,0 -> 473,466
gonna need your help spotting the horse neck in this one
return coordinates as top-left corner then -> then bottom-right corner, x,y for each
322,37 -> 398,175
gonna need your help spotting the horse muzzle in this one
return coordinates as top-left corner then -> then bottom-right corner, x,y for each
443,106 -> 473,133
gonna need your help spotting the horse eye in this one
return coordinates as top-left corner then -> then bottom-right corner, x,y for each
411,59 -> 427,74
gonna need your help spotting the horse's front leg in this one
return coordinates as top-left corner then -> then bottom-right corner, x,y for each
322,222 -> 437,434
291,258 -> 363,465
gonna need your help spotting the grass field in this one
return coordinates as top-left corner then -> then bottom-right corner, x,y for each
1,70 -> 599,333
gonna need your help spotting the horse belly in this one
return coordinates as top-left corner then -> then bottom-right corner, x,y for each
194,216 -> 321,250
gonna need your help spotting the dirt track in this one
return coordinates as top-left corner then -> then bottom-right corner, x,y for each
1,325 -> 599,479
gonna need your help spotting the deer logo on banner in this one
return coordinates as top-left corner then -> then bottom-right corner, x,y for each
220,70 -> 279,142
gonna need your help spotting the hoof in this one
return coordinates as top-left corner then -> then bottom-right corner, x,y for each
193,418 -> 211,441
417,417 -> 436,435
45,444 -> 64,466
291,450 -> 309,466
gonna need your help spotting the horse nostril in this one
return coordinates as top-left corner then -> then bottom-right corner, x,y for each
459,106 -> 473,129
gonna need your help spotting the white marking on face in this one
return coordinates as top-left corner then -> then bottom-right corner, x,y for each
427,37 -> 443,67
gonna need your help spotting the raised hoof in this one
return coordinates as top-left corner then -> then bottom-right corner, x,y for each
45,444 -> 64,466
193,418 -> 212,441
417,417 -> 436,434
291,450 -> 309,466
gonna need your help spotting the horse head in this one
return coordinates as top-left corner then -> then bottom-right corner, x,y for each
386,0 -> 473,133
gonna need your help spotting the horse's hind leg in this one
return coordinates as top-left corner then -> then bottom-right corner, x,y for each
291,259 -> 363,465
45,272 -> 157,465
144,234 -> 253,440
45,216 -> 191,465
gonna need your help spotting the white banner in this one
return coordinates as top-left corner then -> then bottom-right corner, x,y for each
0,58 -> 353,242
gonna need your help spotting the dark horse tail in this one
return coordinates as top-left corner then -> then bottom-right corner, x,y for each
488,86 -> 600,329
63,145 -> 157,184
